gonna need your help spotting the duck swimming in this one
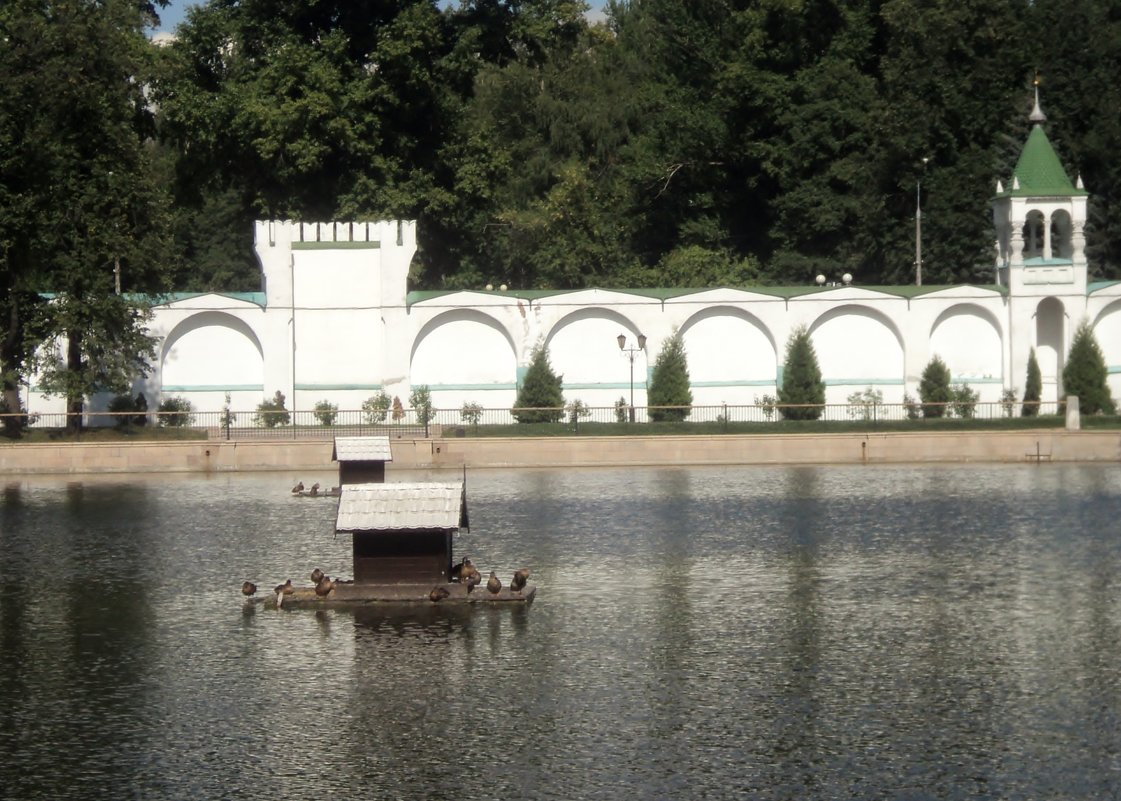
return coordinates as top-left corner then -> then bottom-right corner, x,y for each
241,581 -> 257,597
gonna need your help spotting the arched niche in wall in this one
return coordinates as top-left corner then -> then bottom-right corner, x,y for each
1035,297 -> 1065,396
161,311 -> 264,392
1022,209 -> 1046,259
808,305 -> 905,402
410,309 -> 517,393
546,307 -> 645,403
1050,209 -> 1073,259
1091,299 -> 1121,397
678,306 -> 778,404
928,304 -> 1004,383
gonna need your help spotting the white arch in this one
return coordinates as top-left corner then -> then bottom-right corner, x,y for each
546,308 -> 645,407
679,306 -> 778,404
159,312 -> 265,413
1092,300 -> 1121,402
410,310 -> 517,408
809,306 -> 905,404
929,304 -> 1003,390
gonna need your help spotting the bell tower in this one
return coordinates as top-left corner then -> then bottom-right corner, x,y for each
992,82 -> 1089,295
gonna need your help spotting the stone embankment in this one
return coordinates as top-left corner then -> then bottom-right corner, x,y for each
1,430 -> 1118,475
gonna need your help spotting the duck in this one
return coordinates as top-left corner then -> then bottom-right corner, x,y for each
308,482 -> 320,497
310,567 -> 324,584
487,571 -> 502,595
241,580 -> 257,597
291,481 -> 304,494
465,572 -> 482,593
460,558 -> 479,585
510,569 -> 530,593
450,556 -> 468,581
315,576 -> 335,597
274,579 -> 294,608
429,586 -> 450,602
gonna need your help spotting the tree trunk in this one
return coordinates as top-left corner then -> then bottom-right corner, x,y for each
66,329 -> 83,433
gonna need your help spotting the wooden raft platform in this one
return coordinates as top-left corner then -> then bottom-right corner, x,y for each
262,581 -> 536,609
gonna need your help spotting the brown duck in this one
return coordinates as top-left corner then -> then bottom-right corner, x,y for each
315,576 -> 335,597
510,569 -> 530,593
310,567 -> 324,584
241,581 -> 257,597
487,571 -> 502,595
429,586 -> 450,602
291,481 -> 304,494
274,579 -> 294,608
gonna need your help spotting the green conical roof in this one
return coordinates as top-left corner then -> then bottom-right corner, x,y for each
1004,125 -> 1085,197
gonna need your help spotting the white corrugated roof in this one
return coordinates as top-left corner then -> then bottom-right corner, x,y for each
336,482 -> 464,532
332,436 -> 393,462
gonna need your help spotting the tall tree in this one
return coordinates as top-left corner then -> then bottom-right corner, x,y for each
1022,347 -> 1041,416
1062,320 -> 1114,415
778,325 -> 825,420
511,342 -> 564,422
647,329 -> 692,421
0,0 -> 172,432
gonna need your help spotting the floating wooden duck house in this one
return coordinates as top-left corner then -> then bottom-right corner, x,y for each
332,436 -> 393,485
336,481 -> 468,585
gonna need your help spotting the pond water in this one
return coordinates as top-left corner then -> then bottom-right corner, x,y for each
1,464 -> 1119,800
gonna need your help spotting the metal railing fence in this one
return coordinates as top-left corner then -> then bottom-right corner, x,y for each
1,399 -> 1066,439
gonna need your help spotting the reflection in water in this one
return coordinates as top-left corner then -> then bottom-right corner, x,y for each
1,465 -> 1120,799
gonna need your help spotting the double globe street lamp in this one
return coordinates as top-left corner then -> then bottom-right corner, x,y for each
617,332 -> 646,423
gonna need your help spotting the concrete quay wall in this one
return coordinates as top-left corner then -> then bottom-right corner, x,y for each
1,430 -> 1119,476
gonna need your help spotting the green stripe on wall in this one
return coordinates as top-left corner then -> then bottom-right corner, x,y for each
291,241 -> 380,250
294,383 -> 383,391
161,384 -> 264,392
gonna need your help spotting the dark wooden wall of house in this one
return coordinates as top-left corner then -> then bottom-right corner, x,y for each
339,462 -> 386,485
352,530 -> 451,584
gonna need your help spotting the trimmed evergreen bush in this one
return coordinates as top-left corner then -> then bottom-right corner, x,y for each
1063,320 -> 1115,414
919,355 -> 952,418
647,330 -> 693,422
1022,348 -> 1041,417
777,325 -> 825,420
512,343 -> 564,423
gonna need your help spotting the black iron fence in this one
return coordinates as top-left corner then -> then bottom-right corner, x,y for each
2,399 -> 1065,440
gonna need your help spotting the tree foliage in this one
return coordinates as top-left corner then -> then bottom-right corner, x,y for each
919,355 -> 952,418
777,325 -> 825,420
512,342 -> 564,423
1062,320 -> 1114,414
1022,347 -> 1042,416
1,0 -> 173,431
647,329 -> 692,421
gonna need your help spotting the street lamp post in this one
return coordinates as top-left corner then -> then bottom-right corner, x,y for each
916,157 -> 929,286
617,332 -> 646,423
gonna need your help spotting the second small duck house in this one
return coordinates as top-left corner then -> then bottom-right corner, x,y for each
332,436 -> 393,485
336,482 -> 468,585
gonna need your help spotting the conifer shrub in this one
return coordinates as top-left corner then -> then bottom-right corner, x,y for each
512,343 -> 564,423
1022,348 -> 1041,417
919,355 -> 952,418
1062,321 -> 1115,414
777,325 -> 825,420
647,330 -> 693,422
